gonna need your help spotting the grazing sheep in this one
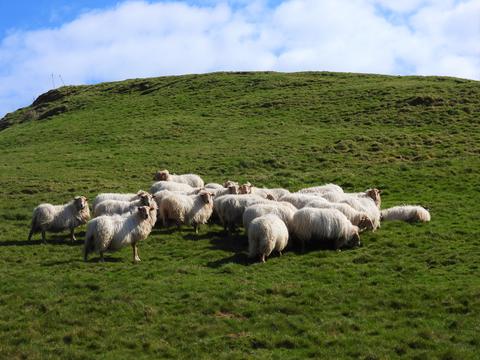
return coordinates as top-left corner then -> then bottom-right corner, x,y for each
248,214 -> 289,263
205,183 -> 224,190
28,196 -> 90,243
293,208 -> 361,251
338,197 -> 381,231
84,205 -> 157,263
153,169 -> 204,188
280,193 -> 328,209
214,194 -> 270,232
150,181 -> 198,194
381,205 -> 431,223
92,190 -> 149,212
298,183 -> 344,194
159,190 -> 214,233
94,192 -> 154,217
243,202 -> 297,234
305,199 -> 374,231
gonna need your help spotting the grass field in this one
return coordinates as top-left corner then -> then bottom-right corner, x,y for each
0,71 -> 479,359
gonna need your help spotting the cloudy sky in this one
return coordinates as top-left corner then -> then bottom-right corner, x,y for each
0,0 -> 479,117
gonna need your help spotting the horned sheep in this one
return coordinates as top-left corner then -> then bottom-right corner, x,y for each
28,196 -> 90,243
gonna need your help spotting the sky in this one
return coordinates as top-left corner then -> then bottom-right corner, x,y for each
0,0 -> 479,117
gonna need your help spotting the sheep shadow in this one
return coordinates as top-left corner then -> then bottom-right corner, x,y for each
0,234 -> 85,247
207,252 -> 251,268
207,231 -> 248,253
83,257 -> 124,263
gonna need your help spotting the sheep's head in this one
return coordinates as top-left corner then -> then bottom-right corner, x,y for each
154,170 -> 169,181
137,206 -> 149,220
228,185 -> 239,194
139,192 -> 153,206
347,228 -> 361,248
199,191 -> 214,204
366,188 -> 382,207
239,182 -> 252,194
74,196 -> 88,210
358,215 -> 374,231
224,180 -> 237,188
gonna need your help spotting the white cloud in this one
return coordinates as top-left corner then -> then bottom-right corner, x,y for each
0,0 -> 479,117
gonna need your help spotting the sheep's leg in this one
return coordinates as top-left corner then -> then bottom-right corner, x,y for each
28,227 -> 34,241
99,251 -> 105,262
278,250 -> 283,257
70,228 -> 76,242
41,230 -> 46,243
132,244 -> 141,263
261,254 -> 266,263
193,222 -> 199,234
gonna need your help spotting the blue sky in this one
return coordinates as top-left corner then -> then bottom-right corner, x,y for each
0,0 -> 479,117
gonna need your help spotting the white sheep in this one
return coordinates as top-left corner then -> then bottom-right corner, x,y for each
93,192 -> 154,217
214,194 -> 270,232
223,180 -> 239,188
92,190 -> 149,212
210,184 -> 239,198
150,180 -> 198,194
205,183 -> 224,189
338,197 -> 381,231
28,196 -> 91,243
305,199 -> 374,231
159,190 -> 214,233
293,207 -> 361,251
153,169 -> 204,188
298,183 -> 344,194
321,188 -> 382,208
238,183 -> 275,200
279,193 -> 328,209
381,205 -> 431,223
248,214 -> 289,263
243,202 -> 297,234
84,205 -> 157,263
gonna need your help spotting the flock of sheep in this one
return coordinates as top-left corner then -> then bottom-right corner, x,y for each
27,169 -> 431,263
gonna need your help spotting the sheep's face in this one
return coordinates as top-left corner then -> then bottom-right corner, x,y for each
137,206 -> 149,220
200,191 -> 213,204
239,183 -> 252,194
74,196 -> 88,210
139,193 -> 153,206
366,188 -> 382,207
347,230 -> 362,248
228,185 -> 239,194
154,170 -> 169,181
358,215 -> 374,231
224,180 -> 237,188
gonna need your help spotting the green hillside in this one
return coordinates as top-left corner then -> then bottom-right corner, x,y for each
0,71 -> 479,359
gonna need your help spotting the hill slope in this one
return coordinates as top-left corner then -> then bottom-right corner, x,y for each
0,72 -> 479,359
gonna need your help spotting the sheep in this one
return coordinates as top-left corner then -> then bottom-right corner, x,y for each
279,193 -> 328,209
266,188 -> 291,200
83,205 -> 157,263
238,182 -> 275,200
28,196 -> 90,243
92,190 -> 149,212
210,184 -> 239,198
293,207 -> 361,251
150,180 -> 199,194
338,197 -> 381,231
298,183 -> 344,194
214,194 -> 270,232
205,183 -> 224,190
321,188 -> 382,208
305,199 -> 374,231
153,169 -> 204,188
93,192 -> 154,217
381,205 -> 431,223
243,202 -> 297,234
159,190 -> 214,233
223,180 -> 239,188
248,214 -> 289,263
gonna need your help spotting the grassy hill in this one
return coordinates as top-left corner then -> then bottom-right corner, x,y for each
0,71 -> 479,359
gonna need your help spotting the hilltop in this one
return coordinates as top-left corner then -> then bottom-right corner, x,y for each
0,72 -> 479,359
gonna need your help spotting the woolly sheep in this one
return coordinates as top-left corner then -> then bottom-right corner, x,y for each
238,183 -> 275,200
381,205 -> 431,223
205,183 -> 224,189
214,194 -> 270,232
293,207 -> 361,251
28,196 -> 90,243
223,180 -> 239,188
153,169 -> 204,188
338,197 -> 381,231
243,202 -> 297,234
94,192 -> 154,217
84,205 -> 157,263
248,214 -> 289,263
305,199 -> 374,231
159,190 -> 214,233
150,180 -> 198,194
279,193 -> 328,209
321,188 -> 382,208
92,190 -> 149,212
298,183 -> 344,194
210,184 -> 239,198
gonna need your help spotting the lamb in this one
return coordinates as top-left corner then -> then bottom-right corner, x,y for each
243,202 -> 297,234
153,169 -> 204,188
293,207 -> 361,251
83,205 -> 157,263
305,199 -> 374,231
93,192 -> 154,217
298,183 -> 344,194
92,190 -> 149,212
279,193 -> 328,209
150,180 -> 199,194
214,194 -> 270,232
28,196 -> 90,243
159,190 -> 214,233
381,205 -> 431,223
248,214 -> 289,263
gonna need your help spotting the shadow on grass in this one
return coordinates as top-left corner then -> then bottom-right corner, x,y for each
207,252 -> 251,268
0,234 -> 85,247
